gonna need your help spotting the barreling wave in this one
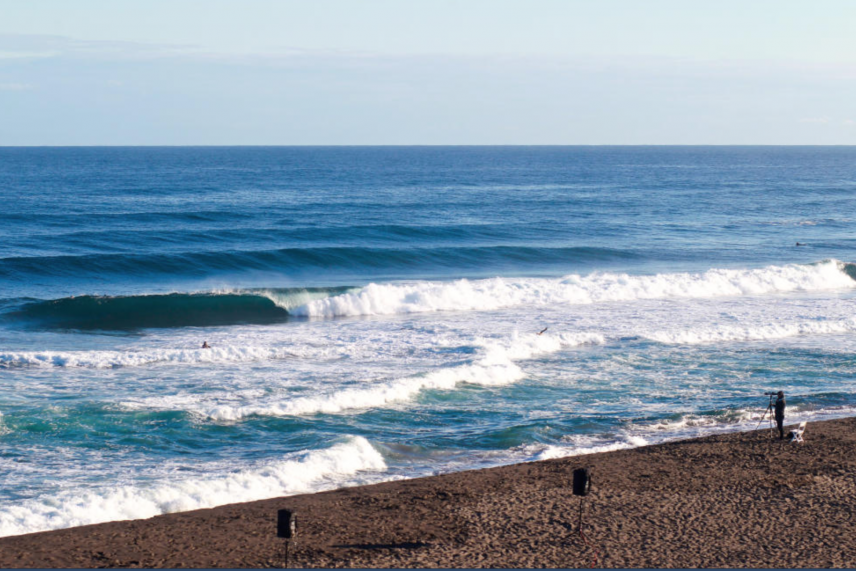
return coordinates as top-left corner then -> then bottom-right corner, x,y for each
6,260 -> 854,330
0,436 -> 386,538
293,260 -> 856,318
124,332 -> 606,421
7,287 -> 351,330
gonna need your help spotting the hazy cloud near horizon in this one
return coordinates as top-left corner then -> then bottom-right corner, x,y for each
1,1 -> 855,145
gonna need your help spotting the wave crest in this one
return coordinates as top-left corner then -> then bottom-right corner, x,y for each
292,260 -> 856,318
0,436 -> 385,538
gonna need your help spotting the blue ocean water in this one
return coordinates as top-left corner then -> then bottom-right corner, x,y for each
1,146 -> 856,536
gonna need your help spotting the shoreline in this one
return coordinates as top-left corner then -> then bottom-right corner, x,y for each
2,416 -> 856,568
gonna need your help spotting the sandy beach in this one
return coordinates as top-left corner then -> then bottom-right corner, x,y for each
1,416 -> 854,568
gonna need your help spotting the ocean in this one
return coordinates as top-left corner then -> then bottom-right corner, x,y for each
1,146 -> 855,537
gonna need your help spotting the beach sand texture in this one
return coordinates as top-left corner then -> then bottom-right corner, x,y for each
2,416 -> 855,568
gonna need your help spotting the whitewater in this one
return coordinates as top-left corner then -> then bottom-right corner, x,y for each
2,146 -> 856,538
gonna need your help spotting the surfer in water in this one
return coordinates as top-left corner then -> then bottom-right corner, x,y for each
201,341 -> 211,349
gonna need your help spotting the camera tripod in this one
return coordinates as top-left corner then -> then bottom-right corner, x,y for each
754,394 -> 776,439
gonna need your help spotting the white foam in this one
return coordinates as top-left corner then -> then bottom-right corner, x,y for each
535,435 -> 650,461
0,436 -> 386,538
118,389 -> 267,413
533,402 -> 856,463
645,317 -> 856,345
202,332 -> 605,421
205,362 -> 524,421
0,344 -> 333,369
644,409 -> 757,432
259,288 -> 358,311
531,410 -> 760,461
291,260 -> 855,318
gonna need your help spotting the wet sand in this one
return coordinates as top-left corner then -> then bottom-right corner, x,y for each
2,417 -> 855,568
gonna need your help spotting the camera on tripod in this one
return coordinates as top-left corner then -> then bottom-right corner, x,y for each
756,391 -> 785,439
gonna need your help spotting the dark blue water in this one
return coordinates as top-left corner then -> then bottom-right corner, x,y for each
3,147 -> 854,299
1,147 -> 855,536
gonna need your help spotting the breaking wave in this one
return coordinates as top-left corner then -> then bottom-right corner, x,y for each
0,436 -> 386,538
293,260 -> 856,318
7,287 -> 351,330
4,261 -> 853,330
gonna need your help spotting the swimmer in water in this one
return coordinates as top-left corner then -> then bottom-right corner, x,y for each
201,341 -> 210,349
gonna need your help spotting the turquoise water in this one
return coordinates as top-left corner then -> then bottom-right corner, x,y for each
1,146 -> 856,536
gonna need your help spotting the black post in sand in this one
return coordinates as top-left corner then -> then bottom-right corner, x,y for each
277,509 -> 297,569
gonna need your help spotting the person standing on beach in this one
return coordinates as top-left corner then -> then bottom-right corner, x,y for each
774,391 -> 786,439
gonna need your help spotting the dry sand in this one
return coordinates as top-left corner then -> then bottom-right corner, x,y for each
2,417 -> 855,568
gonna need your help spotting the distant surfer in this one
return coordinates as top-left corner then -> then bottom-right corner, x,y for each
796,242 -> 806,246
201,341 -> 211,349
537,327 -> 548,336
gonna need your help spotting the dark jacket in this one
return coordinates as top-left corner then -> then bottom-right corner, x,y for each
774,397 -> 785,420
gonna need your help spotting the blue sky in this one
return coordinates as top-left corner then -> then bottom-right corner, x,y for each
1,0 -> 854,145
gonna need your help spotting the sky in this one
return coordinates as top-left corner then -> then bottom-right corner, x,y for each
1,0 -> 855,145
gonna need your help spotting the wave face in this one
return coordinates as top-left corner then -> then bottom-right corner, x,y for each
293,260 -> 856,318
7,288 -> 349,330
